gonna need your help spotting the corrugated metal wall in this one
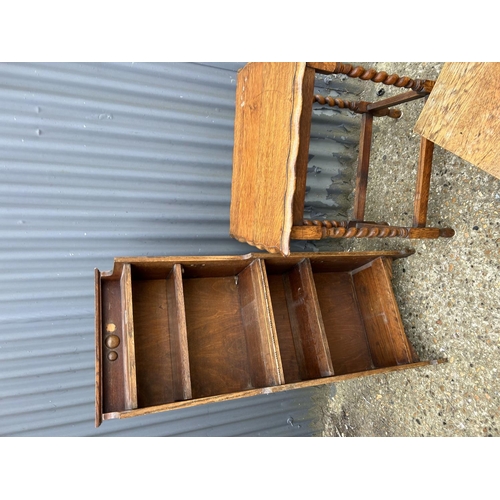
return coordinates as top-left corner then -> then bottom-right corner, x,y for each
0,62 -> 360,436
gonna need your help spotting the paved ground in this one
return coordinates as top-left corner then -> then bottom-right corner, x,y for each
312,62 -> 500,437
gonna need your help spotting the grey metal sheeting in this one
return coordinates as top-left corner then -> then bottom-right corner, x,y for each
0,62 -> 360,436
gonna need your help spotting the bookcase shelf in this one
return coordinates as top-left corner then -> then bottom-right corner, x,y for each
95,249 -> 444,426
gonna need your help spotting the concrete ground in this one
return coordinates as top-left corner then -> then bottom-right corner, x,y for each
313,62 -> 500,437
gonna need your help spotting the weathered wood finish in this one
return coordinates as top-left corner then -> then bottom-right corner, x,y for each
96,251 -> 444,425
237,259 -> 284,388
352,258 -> 415,367
414,62 -> 500,180
230,62 -> 306,254
353,113 -> 373,221
230,63 -> 453,255
168,264 -> 192,401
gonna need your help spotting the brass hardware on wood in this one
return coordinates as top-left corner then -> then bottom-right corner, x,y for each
105,335 -> 120,349
108,351 -> 118,361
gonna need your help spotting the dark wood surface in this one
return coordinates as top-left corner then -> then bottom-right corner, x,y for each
267,274 -> 303,383
120,264 -> 137,410
282,259 -> 333,379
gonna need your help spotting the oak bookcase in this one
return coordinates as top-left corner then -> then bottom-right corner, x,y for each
95,249 -> 444,426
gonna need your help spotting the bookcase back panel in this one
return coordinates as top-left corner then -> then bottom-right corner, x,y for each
313,271 -> 375,375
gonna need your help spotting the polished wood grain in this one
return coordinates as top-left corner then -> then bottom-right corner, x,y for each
414,62 -> 500,179
230,62 -> 306,255
184,276 -> 254,398
292,221 -> 455,239
408,227 -> 454,238
94,269 -> 102,427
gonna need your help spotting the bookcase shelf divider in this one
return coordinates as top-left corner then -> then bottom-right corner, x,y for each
120,263 -> 138,410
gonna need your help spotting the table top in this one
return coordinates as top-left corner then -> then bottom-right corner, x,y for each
414,62 -> 500,180
229,62 -> 307,255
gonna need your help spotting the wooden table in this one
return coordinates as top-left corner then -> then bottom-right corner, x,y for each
415,62 -> 500,180
230,62 -> 454,256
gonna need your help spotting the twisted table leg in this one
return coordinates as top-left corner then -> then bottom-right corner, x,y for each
313,94 -> 401,119
291,220 -> 454,240
333,63 -> 434,93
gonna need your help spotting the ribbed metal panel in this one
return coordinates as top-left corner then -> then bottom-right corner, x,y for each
0,62 -> 358,436
306,73 -> 362,221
